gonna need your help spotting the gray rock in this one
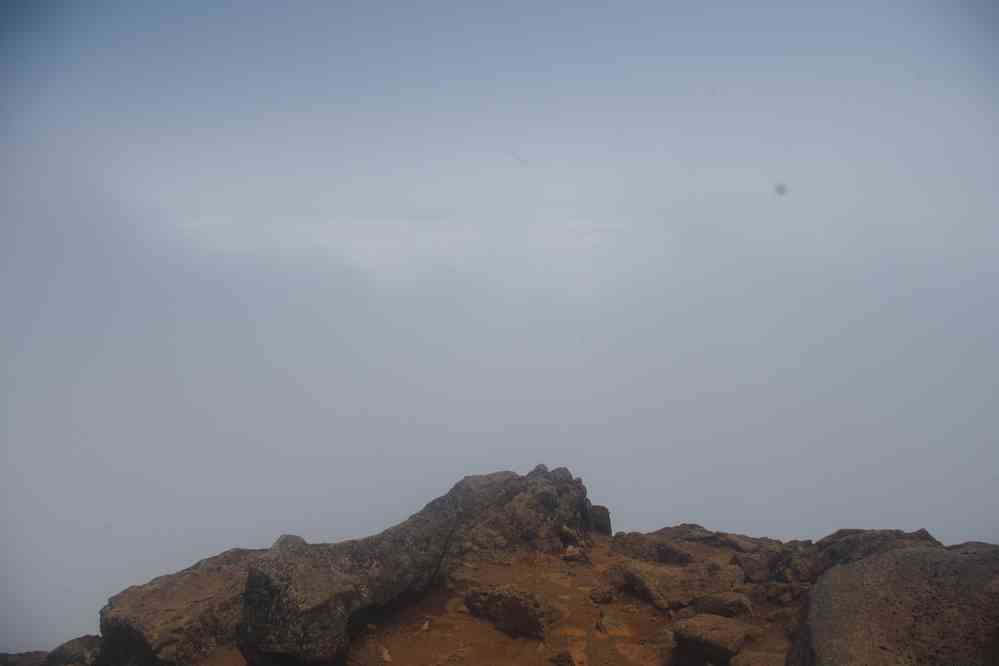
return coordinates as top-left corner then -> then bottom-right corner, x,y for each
788,542 -> 999,665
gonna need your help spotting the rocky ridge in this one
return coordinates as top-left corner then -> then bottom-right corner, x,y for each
12,465 -> 999,665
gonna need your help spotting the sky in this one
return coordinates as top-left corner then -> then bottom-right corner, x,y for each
2,0 -> 997,651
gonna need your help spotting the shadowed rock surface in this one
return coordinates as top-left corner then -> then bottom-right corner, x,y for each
237,465 -> 594,665
83,469 -> 997,666
44,637 -> 102,666
787,542 -> 999,665
464,585 -> 560,639
99,548 -> 263,666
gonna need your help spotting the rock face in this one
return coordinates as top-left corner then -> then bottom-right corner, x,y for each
44,636 -> 102,666
692,592 -> 753,618
238,465 -> 594,665
787,542 -> 999,665
464,585 -> 560,639
99,548 -> 263,666
610,532 -> 694,565
589,505 -> 612,536
606,559 -> 744,612
96,465 -> 598,666
673,614 -> 755,663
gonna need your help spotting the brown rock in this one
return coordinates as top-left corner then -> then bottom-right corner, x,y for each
464,585 -> 560,639
787,542 -> 999,665
606,560 -> 743,611
239,467 -> 595,664
589,584 -> 614,604
99,547 -> 263,666
692,591 -> 753,618
611,532 -> 694,565
674,614 -> 755,663
807,527 -> 941,578
549,651 -> 576,665
730,651 -> 787,666
43,636 -> 101,666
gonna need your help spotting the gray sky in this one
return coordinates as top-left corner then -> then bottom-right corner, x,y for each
2,0 -> 997,651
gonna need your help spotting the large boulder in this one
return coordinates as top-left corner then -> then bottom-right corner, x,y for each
807,527 -> 941,577
787,542 -> 999,665
673,614 -> 756,663
606,559 -> 743,612
733,528 -> 941,586
464,585 -> 560,639
43,637 -> 101,666
238,466 -> 596,665
99,547 -> 263,666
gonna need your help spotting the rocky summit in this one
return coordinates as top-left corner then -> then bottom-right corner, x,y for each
12,465 -> 999,665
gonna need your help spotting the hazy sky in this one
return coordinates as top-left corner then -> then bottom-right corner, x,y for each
2,0 -> 997,651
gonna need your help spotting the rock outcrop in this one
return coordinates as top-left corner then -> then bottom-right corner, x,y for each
44,636 -> 101,666
606,559 -> 744,612
99,548 -> 262,666
464,585 -> 560,639
787,542 -> 999,665
673,614 -> 757,663
238,465 -> 595,664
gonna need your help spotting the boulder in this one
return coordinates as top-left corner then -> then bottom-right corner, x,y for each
692,591 -> 753,618
99,547 -> 263,666
652,524 -> 769,554
610,532 -> 694,565
787,542 -> 999,665
590,505 -> 612,536
807,527 -> 941,578
464,585 -> 560,639
673,614 -> 755,663
238,466 -> 596,665
43,636 -> 101,666
605,560 -> 743,611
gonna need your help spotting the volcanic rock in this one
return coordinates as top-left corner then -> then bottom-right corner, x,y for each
99,547 -> 263,666
238,466 -> 595,665
464,585 -> 560,639
605,559 -> 743,611
787,542 -> 999,665
674,614 -> 755,663
43,636 -> 101,666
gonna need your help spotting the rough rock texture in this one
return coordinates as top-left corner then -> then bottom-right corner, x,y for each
43,636 -> 101,666
807,527 -> 941,578
99,548 -> 263,666
606,559 -> 743,611
464,585 -> 560,639
589,505 -> 612,536
729,651 -> 786,666
732,527 -> 941,586
674,614 -> 756,663
787,542 -> 999,665
692,591 -> 753,618
610,532 -> 694,565
238,466 -> 595,665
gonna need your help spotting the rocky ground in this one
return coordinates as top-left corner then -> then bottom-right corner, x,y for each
7,465 -> 999,665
